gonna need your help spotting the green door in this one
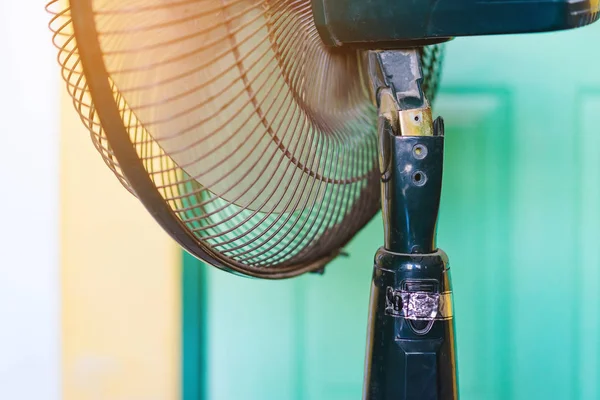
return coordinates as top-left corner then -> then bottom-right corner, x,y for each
187,22 -> 600,400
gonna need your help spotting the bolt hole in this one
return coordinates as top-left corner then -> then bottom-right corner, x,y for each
412,171 -> 427,186
412,144 -> 427,159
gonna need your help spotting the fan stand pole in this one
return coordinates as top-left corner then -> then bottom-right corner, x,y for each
363,49 -> 459,400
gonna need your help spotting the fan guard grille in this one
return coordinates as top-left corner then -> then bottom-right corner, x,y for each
47,0 -> 444,278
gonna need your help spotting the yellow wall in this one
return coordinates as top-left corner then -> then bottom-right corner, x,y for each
60,89 -> 181,400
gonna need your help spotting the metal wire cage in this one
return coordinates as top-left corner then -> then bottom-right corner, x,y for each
47,0 -> 445,279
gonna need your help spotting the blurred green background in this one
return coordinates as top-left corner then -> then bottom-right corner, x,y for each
184,21 -> 600,400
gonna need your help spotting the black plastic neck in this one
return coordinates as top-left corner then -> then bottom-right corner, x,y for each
380,122 -> 444,254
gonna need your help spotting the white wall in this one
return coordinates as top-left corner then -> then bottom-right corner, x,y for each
0,2 -> 60,400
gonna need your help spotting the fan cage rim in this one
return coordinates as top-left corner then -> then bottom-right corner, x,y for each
49,0 -> 444,279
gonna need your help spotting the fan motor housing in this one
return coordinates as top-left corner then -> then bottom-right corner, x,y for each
312,0 -> 600,48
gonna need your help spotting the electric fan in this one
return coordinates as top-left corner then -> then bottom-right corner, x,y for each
47,0 -> 600,399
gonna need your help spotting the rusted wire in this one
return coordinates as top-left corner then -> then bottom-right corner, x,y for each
47,0 -> 444,276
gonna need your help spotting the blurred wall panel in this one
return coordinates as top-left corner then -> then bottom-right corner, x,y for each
0,2 -> 60,400
60,87 -> 182,399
